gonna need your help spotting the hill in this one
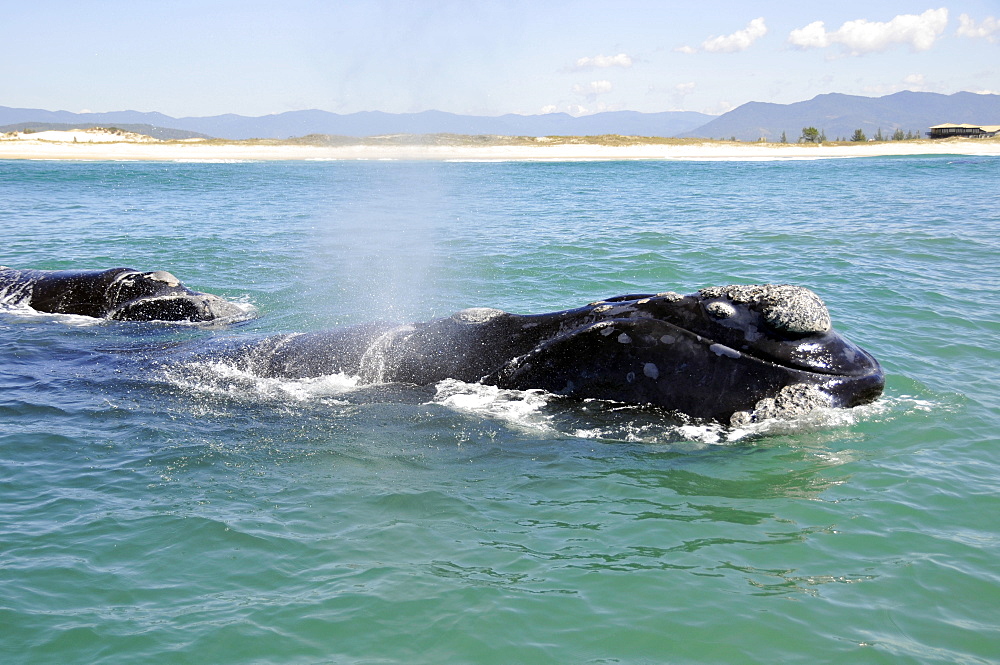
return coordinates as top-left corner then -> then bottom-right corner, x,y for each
0,107 -> 713,140
4,92 -> 997,142
680,91 -> 1000,141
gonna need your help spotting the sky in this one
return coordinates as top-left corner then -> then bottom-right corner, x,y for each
2,0 -> 998,118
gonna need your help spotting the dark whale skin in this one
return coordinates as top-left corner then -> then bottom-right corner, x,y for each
223,284 -> 884,423
0,266 -> 245,323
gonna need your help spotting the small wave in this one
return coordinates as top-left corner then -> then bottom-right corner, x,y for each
570,416 -> 734,447
430,381 -> 934,446
162,359 -> 360,403
159,359 -> 938,446
0,302 -> 106,327
0,300 -> 257,327
431,378 -> 556,434
428,379 -> 760,446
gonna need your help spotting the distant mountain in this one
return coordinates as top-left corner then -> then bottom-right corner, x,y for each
0,122 -> 210,141
679,91 -> 1000,141
6,92 -> 995,142
0,106 -> 714,140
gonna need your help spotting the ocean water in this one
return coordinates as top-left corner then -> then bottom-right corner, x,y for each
1,156 -> 998,664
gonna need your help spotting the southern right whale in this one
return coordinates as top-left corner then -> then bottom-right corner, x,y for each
1,267 -> 885,424
0,266 -> 245,323
216,283 -> 884,424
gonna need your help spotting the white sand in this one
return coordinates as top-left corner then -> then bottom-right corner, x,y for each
1,130 -> 998,162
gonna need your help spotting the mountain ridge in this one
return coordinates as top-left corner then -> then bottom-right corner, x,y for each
680,91 -> 1000,141
0,106 -> 713,140
2,92 -> 997,141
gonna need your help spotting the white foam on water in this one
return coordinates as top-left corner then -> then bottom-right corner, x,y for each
163,359 -> 361,404
430,378 -> 557,435
157,355 -> 949,447
427,380 -> 786,446
0,299 -> 257,327
0,282 -> 33,306
565,393 -> 943,446
0,302 -> 106,327
570,419 -> 733,448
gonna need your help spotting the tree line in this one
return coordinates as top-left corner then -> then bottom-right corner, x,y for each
789,127 -> 923,143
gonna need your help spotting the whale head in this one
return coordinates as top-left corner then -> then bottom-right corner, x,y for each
105,269 -> 247,322
493,285 -> 884,424
12,267 -> 247,323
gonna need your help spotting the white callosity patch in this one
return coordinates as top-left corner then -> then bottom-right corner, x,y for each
729,383 -> 834,426
451,307 -> 505,324
591,303 -> 637,317
705,301 -> 737,319
699,284 -> 831,335
709,343 -> 741,359
595,321 -> 616,336
145,270 -> 181,287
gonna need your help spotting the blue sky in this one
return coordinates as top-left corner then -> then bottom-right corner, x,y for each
2,1 -> 998,118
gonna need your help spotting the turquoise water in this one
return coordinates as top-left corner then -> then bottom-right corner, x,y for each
1,156 -> 998,664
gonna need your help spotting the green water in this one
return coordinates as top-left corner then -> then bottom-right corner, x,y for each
1,157 -> 998,664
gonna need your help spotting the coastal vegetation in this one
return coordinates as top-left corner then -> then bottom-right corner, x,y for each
5,128 -> 996,149
4,128 -> 997,162
178,132 -> 981,148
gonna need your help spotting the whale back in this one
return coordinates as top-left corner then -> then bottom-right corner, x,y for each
11,268 -> 133,318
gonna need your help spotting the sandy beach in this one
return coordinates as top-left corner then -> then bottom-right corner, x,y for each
2,129 -> 998,162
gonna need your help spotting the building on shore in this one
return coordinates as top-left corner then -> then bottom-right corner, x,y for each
927,123 -> 1000,139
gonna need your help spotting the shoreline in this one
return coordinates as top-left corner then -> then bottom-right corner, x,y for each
2,135 -> 998,162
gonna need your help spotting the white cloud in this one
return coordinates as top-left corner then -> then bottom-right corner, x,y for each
675,82 -> 696,96
789,8 -> 948,55
957,14 -> 1000,42
702,17 -> 768,53
573,80 -> 613,96
677,18 -> 767,53
574,53 -> 633,70
787,21 -> 829,49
